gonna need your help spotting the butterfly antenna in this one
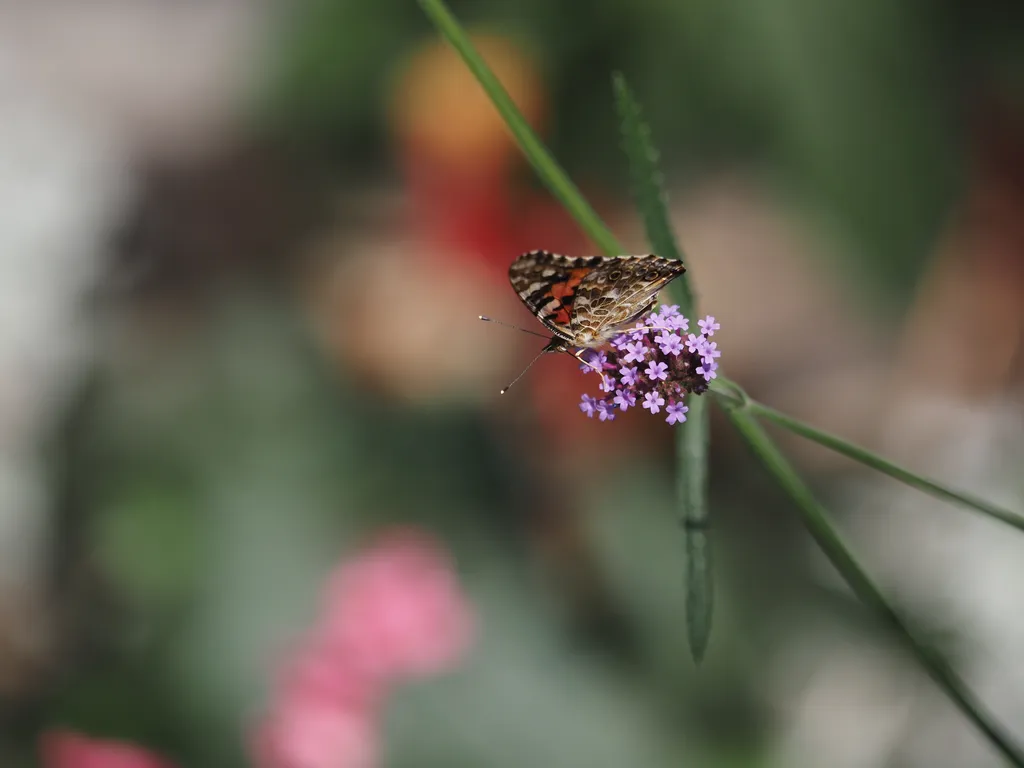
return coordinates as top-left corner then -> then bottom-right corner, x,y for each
500,347 -> 549,394
478,315 -> 549,340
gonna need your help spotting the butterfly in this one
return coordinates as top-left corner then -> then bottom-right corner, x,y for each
489,250 -> 686,392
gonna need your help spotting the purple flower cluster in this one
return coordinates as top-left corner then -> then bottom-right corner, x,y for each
578,306 -> 721,425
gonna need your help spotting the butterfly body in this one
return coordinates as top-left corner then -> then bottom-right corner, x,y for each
509,250 -> 686,356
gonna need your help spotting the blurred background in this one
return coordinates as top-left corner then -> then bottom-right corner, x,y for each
2,0 -> 1024,766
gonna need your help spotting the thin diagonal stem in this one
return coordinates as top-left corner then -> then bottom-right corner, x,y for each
710,381 -> 1024,534
417,0 -> 622,257
724,404 -> 1024,767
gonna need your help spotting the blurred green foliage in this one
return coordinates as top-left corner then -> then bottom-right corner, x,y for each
37,290 -> 806,767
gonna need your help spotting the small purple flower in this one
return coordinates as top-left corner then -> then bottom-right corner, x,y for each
666,402 -> 689,425
645,360 -> 669,381
685,333 -> 705,354
578,349 -> 606,373
622,342 -> 647,364
697,361 -> 718,381
642,391 -> 665,414
613,389 -> 636,411
579,394 -> 597,418
698,315 -> 720,336
655,331 -> 684,356
611,334 -> 630,350
574,304 -> 721,426
666,314 -> 689,331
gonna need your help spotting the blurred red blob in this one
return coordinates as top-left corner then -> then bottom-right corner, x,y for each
251,528 -> 475,768
39,731 -> 177,768
388,31 -> 588,279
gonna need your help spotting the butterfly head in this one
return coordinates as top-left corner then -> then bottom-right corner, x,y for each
542,337 -> 571,354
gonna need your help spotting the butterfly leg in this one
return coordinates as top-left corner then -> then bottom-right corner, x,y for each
572,348 -> 604,374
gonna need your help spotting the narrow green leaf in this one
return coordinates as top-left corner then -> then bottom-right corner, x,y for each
417,0 -> 621,256
613,72 -> 711,662
612,73 -> 696,317
723,403 -> 1024,767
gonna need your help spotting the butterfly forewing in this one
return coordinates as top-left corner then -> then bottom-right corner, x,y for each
509,250 -> 686,349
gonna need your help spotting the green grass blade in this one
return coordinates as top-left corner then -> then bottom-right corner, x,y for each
417,0 -> 621,256
613,72 -> 711,662
724,404 -> 1024,767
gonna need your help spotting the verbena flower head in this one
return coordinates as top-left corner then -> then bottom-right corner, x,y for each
578,305 -> 720,426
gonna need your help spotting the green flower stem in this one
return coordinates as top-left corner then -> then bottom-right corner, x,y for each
417,0 -> 621,258
613,71 -> 711,661
723,403 -> 1024,766
710,381 -> 1024,534
678,394 -> 712,662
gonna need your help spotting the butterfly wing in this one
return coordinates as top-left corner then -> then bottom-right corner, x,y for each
570,255 -> 686,341
508,250 -> 603,341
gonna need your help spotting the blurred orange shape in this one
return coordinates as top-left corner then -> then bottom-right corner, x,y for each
389,32 -> 544,176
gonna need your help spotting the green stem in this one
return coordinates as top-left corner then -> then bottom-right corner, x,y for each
679,394 -> 712,662
710,381 -> 1024,534
723,403 -> 1024,767
612,71 -> 711,662
417,0 -> 622,257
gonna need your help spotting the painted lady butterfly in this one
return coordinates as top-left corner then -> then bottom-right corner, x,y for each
493,250 -> 686,392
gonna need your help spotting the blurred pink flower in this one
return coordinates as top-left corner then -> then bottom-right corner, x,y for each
253,692 -> 377,768
251,527 -> 475,768
40,730 -> 177,768
319,527 -> 476,685
273,637 -> 381,708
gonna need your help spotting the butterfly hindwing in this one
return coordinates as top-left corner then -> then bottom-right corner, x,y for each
571,255 -> 686,340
